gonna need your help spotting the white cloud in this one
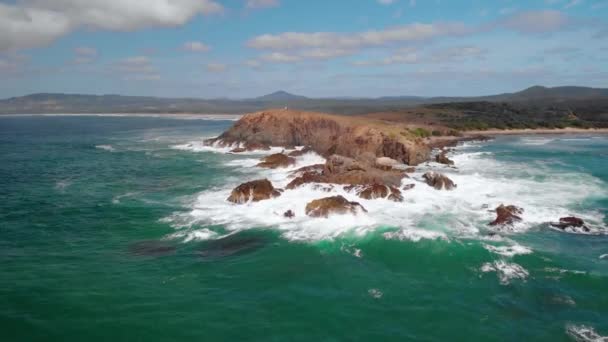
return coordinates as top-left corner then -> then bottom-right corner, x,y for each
260,52 -> 302,63
246,0 -> 280,9
377,0 -> 397,5
353,45 -> 486,66
247,22 -> 470,51
564,0 -> 583,8
182,41 -> 211,52
244,59 -> 262,68
112,56 -> 160,80
206,63 -> 227,72
73,46 -> 98,64
0,0 -> 224,52
500,10 -> 571,33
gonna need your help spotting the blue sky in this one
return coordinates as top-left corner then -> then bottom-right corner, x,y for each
0,0 -> 606,98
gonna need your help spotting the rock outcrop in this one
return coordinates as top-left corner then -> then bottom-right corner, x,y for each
305,195 -> 367,218
489,204 -> 523,226
257,153 -> 296,168
435,150 -> 455,166
345,183 -> 403,202
227,179 -> 281,204
287,154 -> 407,189
423,171 -> 456,190
205,109 -> 430,165
551,216 -> 589,232
283,210 -> 295,219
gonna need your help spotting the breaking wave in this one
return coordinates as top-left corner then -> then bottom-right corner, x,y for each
162,137 -> 607,248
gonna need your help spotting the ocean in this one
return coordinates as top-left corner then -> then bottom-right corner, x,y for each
1,115 -> 607,341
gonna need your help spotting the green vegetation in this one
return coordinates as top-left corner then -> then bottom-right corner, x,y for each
410,127 -> 431,138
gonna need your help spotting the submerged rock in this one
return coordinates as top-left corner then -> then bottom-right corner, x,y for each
489,204 -> 523,226
257,153 -> 296,168
305,195 -> 367,218
283,210 -> 295,218
227,179 -> 281,204
345,183 -> 403,202
128,240 -> 176,257
550,216 -> 590,232
198,233 -> 269,260
404,167 -> 416,173
423,171 -> 456,190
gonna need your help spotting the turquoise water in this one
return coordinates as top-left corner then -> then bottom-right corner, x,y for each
1,116 -> 607,341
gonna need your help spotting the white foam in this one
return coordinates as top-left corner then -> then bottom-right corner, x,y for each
600,254 -> 608,260
483,243 -> 533,257
481,260 -> 529,285
368,289 -> 383,299
112,192 -> 138,204
520,138 -> 554,146
565,324 -> 608,342
95,144 -> 116,152
163,135 -> 607,243
383,228 -> 448,242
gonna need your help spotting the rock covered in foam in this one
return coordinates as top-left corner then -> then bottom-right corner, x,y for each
489,204 -> 523,226
227,179 -> 281,204
550,216 -> 590,233
229,141 -> 271,153
305,195 -> 367,218
287,146 -> 313,157
345,183 -> 403,202
423,171 -> 456,190
287,155 -> 407,189
435,150 -> 455,166
257,153 -> 296,169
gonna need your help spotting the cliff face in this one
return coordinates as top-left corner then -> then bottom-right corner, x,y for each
209,109 -> 430,165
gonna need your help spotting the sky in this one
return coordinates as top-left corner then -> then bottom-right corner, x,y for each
0,0 -> 607,99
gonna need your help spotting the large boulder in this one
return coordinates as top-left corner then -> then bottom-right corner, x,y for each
423,171 -> 456,190
257,153 -> 296,168
305,196 -> 367,218
374,157 -> 400,171
345,183 -> 403,202
551,216 -> 590,232
489,204 -> 523,226
227,179 -> 281,204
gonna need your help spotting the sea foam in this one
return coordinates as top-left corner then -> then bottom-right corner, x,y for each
164,136 -> 607,243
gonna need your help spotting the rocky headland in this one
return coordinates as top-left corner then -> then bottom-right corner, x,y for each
206,109 -> 579,230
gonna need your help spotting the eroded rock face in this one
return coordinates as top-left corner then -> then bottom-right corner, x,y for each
551,216 -> 589,232
435,150 -> 454,166
305,195 -> 367,218
423,171 -> 456,190
208,110 -> 430,165
227,179 -> 281,204
345,183 -> 403,202
489,204 -> 523,226
257,153 -> 296,168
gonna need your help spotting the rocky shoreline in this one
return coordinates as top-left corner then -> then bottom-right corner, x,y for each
205,109 -> 591,231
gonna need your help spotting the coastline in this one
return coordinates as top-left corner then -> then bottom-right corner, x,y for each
462,127 -> 608,136
0,113 -> 243,121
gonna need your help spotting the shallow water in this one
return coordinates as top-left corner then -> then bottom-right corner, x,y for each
1,116 -> 607,341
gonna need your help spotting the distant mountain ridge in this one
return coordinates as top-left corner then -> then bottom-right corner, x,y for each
1,86 -> 607,114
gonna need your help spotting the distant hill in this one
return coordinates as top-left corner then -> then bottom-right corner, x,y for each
1,86 -> 607,115
254,91 -> 308,102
